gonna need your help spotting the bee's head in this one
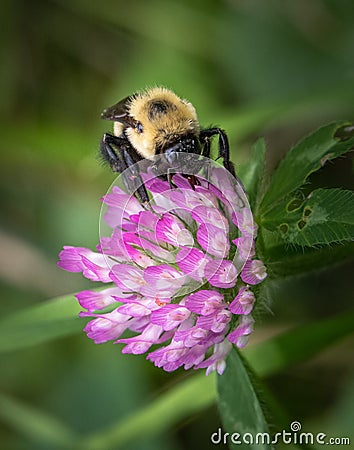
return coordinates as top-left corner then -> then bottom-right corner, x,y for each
124,87 -> 200,159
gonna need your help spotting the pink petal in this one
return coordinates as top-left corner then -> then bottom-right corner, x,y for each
123,231 -> 174,262
141,265 -> 185,298
197,223 -> 230,258
150,304 -> 191,331
170,187 -> 217,211
191,205 -> 229,230
156,214 -> 193,246
143,264 -> 184,285
195,339 -> 232,375
174,326 -> 209,347
196,309 -> 231,333
102,186 -> 143,213
130,210 -> 159,231
181,344 -> 209,369
117,302 -> 152,317
232,236 -> 255,261
58,246 -> 88,272
117,323 -> 164,354
229,287 -> 255,315
185,290 -> 224,315
144,177 -> 171,193
204,260 -> 238,288
147,341 -> 187,369
240,259 -> 267,285
58,246 -> 111,281
101,186 -> 143,228
228,315 -> 254,344
232,209 -> 257,236
82,309 -> 131,343
76,287 -> 127,312
176,247 -> 210,281
110,264 -> 147,292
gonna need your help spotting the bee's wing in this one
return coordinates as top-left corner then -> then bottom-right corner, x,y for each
101,95 -> 136,127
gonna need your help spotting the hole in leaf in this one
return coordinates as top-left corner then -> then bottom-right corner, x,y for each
286,198 -> 303,212
279,223 -> 288,235
303,207 -> 312,218
297,220 -> 306,230
334,124 -> 354,141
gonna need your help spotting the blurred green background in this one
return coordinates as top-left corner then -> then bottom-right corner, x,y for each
1,0 -> 353,448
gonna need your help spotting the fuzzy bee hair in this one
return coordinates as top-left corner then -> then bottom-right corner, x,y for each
112,87 -> 200,159
100,86 -> 235,203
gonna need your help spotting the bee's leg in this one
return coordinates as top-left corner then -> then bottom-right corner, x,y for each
100,133 -> 127,172
200,128 -> 236,177
200,135 -> 211,158
100,133 -> 150,204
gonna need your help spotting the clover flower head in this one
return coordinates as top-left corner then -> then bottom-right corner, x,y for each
58,154 -> 267,375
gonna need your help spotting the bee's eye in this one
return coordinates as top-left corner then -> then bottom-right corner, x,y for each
135,122 -> 144,134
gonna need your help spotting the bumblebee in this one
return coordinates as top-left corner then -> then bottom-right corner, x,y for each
100,87 -> 235,202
